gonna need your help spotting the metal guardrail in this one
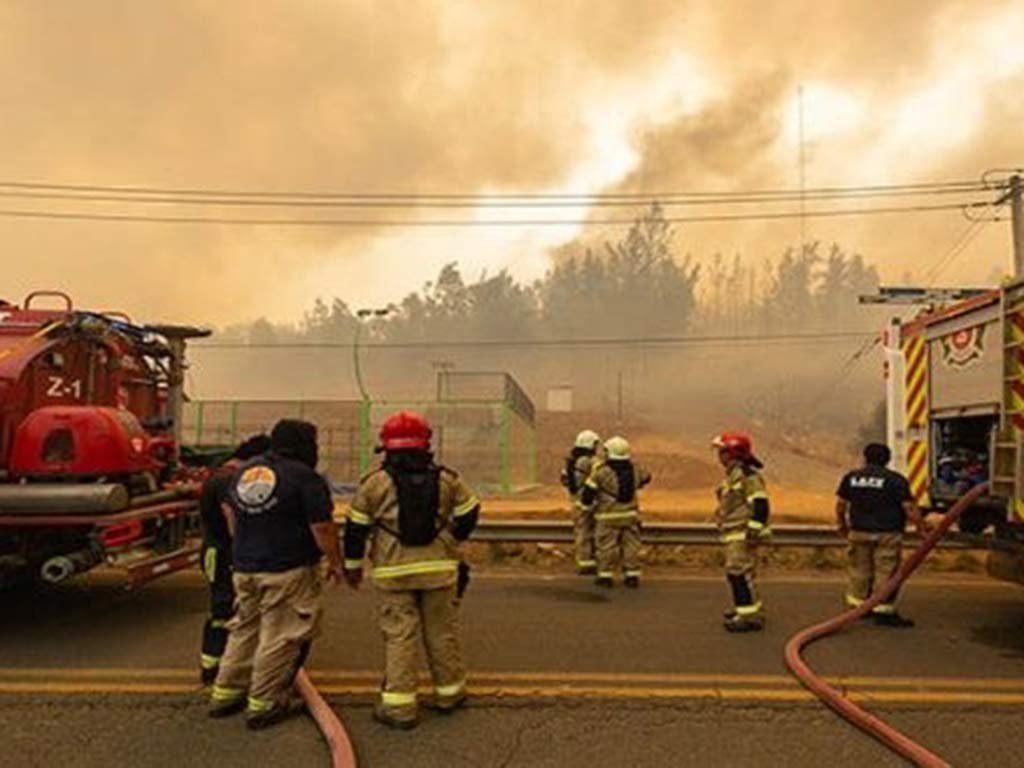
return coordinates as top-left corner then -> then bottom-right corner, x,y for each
472,520 -> 985,550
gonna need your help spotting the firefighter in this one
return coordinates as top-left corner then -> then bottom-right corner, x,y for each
582,436 -> 651,588
560,429 -> 601,574
343,411 -> 480,730
209,419 -> 344,729
198,433 -> 271,685
836,443 -> 925,627
713,432 -> 771,632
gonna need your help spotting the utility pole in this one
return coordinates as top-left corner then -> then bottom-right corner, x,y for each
1010,174 -> 1024,278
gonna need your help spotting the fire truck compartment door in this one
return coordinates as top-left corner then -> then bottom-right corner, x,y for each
926,306 -> 1001,413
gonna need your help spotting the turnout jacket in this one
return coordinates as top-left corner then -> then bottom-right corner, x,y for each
582,460 -> 652,527
344,464 -> 480,592
715,462 -> 770,538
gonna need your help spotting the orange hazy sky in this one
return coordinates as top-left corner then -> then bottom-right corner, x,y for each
1,0 -> 1022,325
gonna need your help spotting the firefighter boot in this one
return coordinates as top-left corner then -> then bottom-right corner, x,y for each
201,664 -> 219,686
874,612 -> 915,628
624,575 -> 640,589
245,698 -> 307,731
373,704 -> 419,730
424,693 -> 467,715
724,613 -> 764,633
594,576 -> 613,588
208,686 -> 247,718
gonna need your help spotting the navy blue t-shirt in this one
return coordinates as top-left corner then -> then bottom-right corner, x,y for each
837,465 -> 913,533
229,452 -> 333,573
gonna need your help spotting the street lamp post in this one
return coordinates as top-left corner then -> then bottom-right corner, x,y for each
353,307 -> 391,402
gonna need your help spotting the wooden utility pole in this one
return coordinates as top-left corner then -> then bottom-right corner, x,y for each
1010,174 -> 1024,278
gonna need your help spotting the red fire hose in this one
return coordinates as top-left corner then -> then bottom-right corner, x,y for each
295,668 -> 358,768
784,483 -> 989,768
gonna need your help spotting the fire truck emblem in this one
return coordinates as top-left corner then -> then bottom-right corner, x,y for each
236,465 -> 277,506
940,325 -> 985,369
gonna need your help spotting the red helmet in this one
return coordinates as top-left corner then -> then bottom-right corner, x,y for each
379,411 -> 432,451
712,431 -> 755,462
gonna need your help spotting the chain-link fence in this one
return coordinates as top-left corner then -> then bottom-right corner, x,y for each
182,393 -> 536,493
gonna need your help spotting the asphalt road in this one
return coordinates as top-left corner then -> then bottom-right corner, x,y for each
2,569 -> 1023,767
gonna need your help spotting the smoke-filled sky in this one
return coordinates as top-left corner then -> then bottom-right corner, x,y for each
1,0 -> 1022,326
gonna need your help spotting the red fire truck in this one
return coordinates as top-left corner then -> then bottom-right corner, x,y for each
0,291 -> 210,588
882,283 -> 1024,583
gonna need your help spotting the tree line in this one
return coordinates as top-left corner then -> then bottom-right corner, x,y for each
223,203 -> 881,345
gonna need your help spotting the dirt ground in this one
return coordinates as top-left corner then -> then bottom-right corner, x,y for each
496,410 -> 852,524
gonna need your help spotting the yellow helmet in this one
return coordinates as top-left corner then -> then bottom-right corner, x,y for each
574,429 -> 601,450
604,435 -> 631,460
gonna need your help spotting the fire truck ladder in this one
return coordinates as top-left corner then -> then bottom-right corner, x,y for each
996,281 -> 1024,519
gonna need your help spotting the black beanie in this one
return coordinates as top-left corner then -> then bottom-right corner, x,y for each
233,433 -> 271,461
270,419 -> 319,468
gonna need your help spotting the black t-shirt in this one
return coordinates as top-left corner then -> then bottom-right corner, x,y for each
199,464 -> 236,552
229,452 -> 334,573
837,464 -> 912,533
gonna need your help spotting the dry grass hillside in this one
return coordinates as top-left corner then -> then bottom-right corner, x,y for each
487,410 -> 856,524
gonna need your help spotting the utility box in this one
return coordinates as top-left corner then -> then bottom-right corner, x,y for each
547,386 -> 574,412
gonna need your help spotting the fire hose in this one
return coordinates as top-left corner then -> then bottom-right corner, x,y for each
295,668 -> 358,768
784,482 -> 989,768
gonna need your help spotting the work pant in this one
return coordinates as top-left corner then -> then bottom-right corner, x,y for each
595,518 -> 642,580
200,544 -> 234,675
722,530 -> 762,617
846,531 -> 902,614
377,585 -> 466,721
573,502 -> 596,571
212,565 -> 322,714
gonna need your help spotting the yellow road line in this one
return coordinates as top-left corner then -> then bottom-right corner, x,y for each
4,668 -> 1024,692
3,680 -> 1024,706
0,682 -> 199,694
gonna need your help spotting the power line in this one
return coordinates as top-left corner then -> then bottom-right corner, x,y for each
0,201 -> 990,228
922,219 -> 988,286
0,184 -> 990,209
0,178 -> 990,202
922,193 -> 1005,286
193,330 -> 878,351
802,333 -> 882,419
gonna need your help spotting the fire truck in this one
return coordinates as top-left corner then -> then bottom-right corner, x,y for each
0,291 -> 211,589
883,282 -> 1024,583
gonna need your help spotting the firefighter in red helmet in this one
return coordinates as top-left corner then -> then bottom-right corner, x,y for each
712,431 -> 771,632
343,411 -> 480,729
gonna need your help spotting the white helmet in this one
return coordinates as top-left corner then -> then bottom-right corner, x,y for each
574,429 -> 601,450
604,435 -> 631,460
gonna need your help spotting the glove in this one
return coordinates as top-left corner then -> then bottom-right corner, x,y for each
747,521 -> 772,542
456,561 -> 471,599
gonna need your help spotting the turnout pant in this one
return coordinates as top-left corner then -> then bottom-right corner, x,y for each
573,503 -> 596,571
200,544 -> 234,675
846,531 -> 903,614
377,585 -> 466,721
722,529 -> 762,617
595,518 -> 642,580
212,565 -> 322,714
